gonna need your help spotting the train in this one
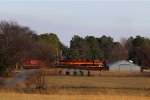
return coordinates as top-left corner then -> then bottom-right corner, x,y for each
59,60 -> 103,66
22,59 -> 104,70
22,60 -> 45,69
58,60 -> 104,70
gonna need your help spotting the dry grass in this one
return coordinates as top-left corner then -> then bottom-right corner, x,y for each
1,69 -> 150,99
45,76 -> 150,88
0,92 -> 150,100
97,71 -> 149,77
43,76 -> 150,96
143,69 -> 150,73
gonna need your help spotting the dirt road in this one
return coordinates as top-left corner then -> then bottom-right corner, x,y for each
3,69 -> 38,88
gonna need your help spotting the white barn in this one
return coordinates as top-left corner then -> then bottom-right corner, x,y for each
108,60 -> 141,72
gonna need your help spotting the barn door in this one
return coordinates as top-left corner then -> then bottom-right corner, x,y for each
119,64 -> 131,71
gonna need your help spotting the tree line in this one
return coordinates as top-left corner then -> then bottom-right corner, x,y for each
0,21 -> 62,76
0,20 -> 150,76
67,35 -> 150,68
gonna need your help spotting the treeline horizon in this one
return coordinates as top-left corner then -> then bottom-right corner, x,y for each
66,35 -> 150,64
0,20 -> 150,76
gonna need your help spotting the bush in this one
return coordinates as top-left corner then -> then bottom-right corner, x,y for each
0,53 -> 14,76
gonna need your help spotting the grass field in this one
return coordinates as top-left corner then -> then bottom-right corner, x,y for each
41,76 -> 150,96
143,69 -> 150,73
0,92 -> 150,100
1,73 -> 150,100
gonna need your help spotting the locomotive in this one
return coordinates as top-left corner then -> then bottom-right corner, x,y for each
59,60 -> 103,67
22,60 -> 45,69
22,59 -> 104,70
58,60 -> 104,70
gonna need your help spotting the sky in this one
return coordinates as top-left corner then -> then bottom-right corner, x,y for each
0,0 -> 150,46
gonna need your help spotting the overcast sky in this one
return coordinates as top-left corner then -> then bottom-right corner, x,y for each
0,0 -> 150,46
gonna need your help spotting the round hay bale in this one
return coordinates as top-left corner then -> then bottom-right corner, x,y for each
61,69 -> 68,75
82,70 -> 88,76
75,69 -> 82,76
68,69 -> 74,76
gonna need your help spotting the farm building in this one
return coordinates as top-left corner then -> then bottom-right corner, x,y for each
107,60 -> 141,72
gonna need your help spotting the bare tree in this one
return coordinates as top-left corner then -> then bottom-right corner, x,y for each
35,41 -> 56,66
0,21 -> 36,73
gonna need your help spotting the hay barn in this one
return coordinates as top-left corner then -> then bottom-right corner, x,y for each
108,60 -> 141,72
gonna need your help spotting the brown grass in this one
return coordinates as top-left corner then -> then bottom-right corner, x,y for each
0,92 -> 150,100
43,76 -> 150,96
1,69 -> 150,99
97,71 -> 149,77
143,69 -> 150,73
